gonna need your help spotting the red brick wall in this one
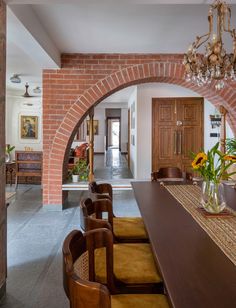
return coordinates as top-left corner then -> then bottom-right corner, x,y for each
43,53 -> 236,206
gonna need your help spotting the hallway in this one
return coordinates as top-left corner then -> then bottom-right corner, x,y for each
0,186 -> 140,308
94,148 -> 133,180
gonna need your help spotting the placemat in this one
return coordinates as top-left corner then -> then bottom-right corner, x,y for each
165,184 -> 236,266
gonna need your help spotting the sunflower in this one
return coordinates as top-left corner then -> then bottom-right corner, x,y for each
192,152 -> 208,169
223,155 -> 236,162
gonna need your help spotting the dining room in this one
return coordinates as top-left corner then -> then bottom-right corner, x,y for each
1,0 -> 236,307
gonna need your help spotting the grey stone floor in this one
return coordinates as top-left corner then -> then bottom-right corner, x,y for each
0,185 -> 140,308
94,148 -> 133,179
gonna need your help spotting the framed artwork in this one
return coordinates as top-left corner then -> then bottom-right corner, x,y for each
87,120 -> 99,135
20,115 -> 38,139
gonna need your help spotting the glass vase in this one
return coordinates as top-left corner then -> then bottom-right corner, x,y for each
201,181 -> 226,214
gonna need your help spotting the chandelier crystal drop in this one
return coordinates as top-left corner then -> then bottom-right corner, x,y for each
183,0 -> 236,90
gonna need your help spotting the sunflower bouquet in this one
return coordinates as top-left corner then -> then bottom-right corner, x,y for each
192,142 -> 236,213
191,142 -> 236,183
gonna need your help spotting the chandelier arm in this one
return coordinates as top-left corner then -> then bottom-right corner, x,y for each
222,5 -> 235,37
194,14 -> 213,49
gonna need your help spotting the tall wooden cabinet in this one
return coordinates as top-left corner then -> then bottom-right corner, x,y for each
152,97 -> 203,173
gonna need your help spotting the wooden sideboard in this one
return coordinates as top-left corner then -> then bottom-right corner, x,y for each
15,151 -> 42,188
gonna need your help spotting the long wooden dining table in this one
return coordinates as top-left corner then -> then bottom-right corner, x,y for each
132,181 -> 236,308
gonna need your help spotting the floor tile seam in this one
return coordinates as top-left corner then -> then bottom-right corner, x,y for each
7,206 -> 43,245
26,192 -> 85,307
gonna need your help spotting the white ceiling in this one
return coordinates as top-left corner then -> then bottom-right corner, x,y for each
100,86 -> 135,104
6,0 -> 236,99
31,3 -> 236,53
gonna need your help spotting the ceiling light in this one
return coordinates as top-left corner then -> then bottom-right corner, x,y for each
183,0 -> 236,90
23,83 -> 33,98
33,86 -> 41,94
10,74 -> 21,83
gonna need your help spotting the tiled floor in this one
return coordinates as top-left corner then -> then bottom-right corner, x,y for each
94,148 -> 133,179
0,186 -> 140,308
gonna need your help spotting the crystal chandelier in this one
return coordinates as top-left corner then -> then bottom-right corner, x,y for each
183,0 -> 236,90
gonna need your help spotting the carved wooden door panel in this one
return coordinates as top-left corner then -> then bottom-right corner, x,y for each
177,98 -> 203,173
152,98 -> 181,171
152,98 -> 203,173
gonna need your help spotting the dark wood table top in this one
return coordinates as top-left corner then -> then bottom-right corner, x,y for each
132,181 -> 236,308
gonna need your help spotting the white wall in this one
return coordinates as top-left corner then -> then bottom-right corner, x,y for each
128,87 -> 138,178
121,108 -> 128,152
93,108 -> 106,153
6,94 -> 42,157
134,83 -> 234,179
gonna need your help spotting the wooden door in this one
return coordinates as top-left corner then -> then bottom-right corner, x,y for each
152,98 -> 180,171
152,98 -> 203,173
0,0 -> 6,299
177,98 -> 203,173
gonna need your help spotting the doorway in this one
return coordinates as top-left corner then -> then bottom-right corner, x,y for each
152,97 -> 204,174
106,117 -> 121,151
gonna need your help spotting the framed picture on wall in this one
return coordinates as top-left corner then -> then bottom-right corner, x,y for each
87,120 -> 99,135
20,115 -> 38,139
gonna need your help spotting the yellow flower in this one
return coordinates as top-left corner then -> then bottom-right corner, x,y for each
224,155 -> 236,162
192,152 -> 208,169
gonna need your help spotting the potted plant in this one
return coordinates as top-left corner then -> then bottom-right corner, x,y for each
69,159 -> 88,183
226,138 -> 236,180
226,138 -> 236,154
5,144 -> 15,162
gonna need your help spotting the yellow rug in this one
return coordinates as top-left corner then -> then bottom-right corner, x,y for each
6,191 -> 16,200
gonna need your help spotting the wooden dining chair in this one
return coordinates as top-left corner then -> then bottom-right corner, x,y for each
89,181 -> 113,201
151,167 -> 183,182
63,229 -> 169,308
88,181 -> 148,241
67,223 -> 163,293
80,197 -> 148,243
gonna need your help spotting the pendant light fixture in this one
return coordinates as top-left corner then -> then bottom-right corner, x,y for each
183,0 -> 236,90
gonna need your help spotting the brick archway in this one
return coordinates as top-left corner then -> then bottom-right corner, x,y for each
43,55 -> 236,206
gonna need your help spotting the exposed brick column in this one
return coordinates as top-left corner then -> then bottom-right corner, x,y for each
43,54 -> 236,206
0,0 -> 6,298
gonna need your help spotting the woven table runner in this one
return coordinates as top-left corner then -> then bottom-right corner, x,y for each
165,185 -> 236,266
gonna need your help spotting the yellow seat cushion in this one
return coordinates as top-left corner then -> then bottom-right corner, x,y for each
111,294 -> 169,308
94,243 -> 162,284
113,217 -> 148,240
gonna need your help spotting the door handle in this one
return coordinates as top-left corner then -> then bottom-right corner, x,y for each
174,131 -> 177,155
178,131 -> 182,155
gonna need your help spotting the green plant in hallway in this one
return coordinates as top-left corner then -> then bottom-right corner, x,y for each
226,138 -> 236,154
69,159 -> 88,182
225,137 -> 236,182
